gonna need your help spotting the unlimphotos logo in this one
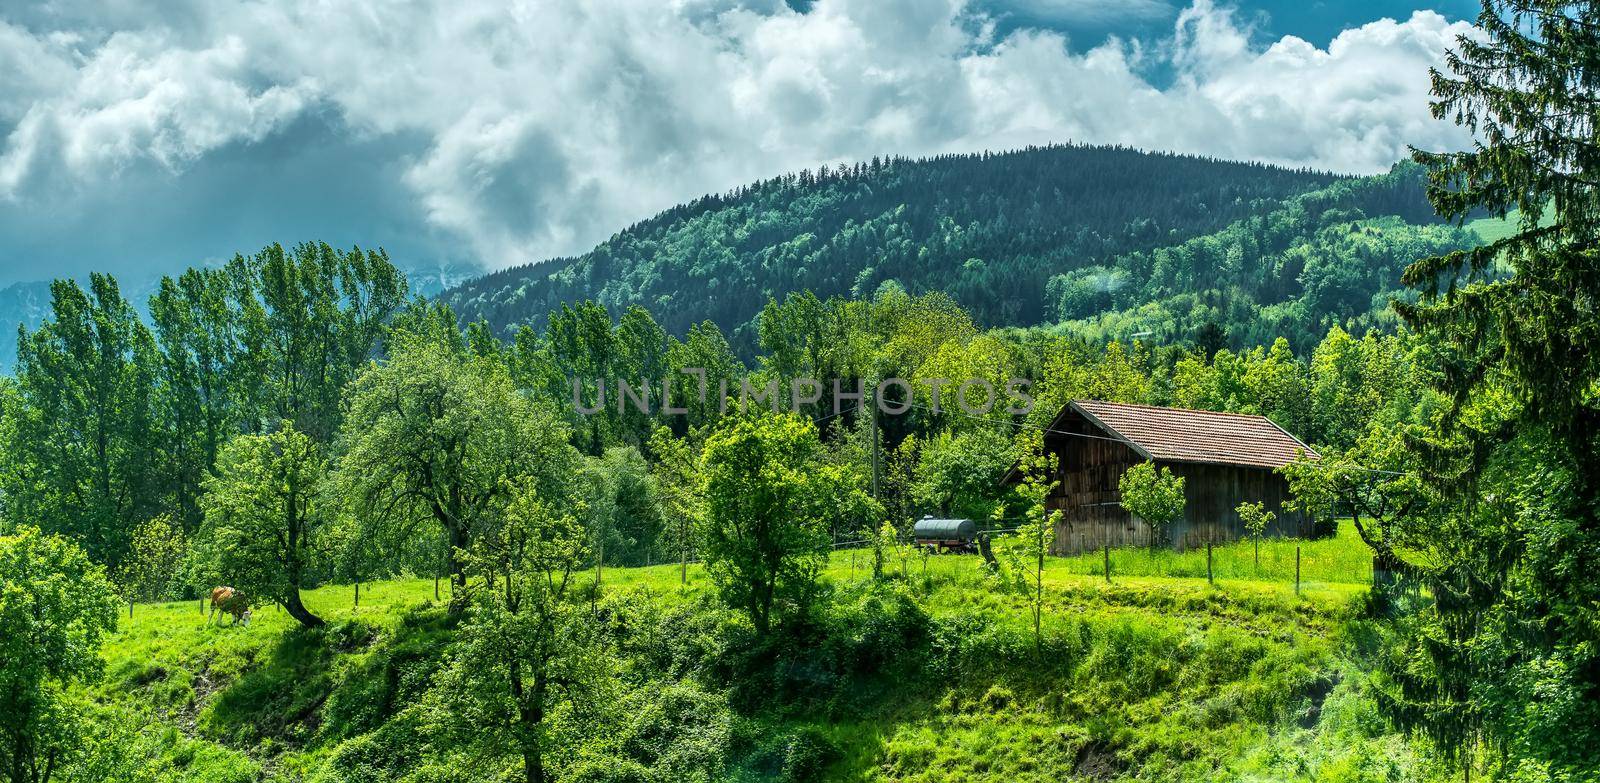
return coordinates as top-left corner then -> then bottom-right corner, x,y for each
570,371 -> 1034,417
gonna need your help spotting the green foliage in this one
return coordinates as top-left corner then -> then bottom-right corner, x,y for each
1237,501 -> 1274,541
910,427 -> 1016,522
1236,501 -> 1276,567
0,527 -> 120,783
866,520 -> 902,582
697,412 -> 873,634
423,480 -> 604,783
648,426 -> 702,584
118,514 -> 187,606
337,333 -> 579,596
1375,3 -> 1600,776
5,275 -> 162,570
581,446 -> 662,569
193,422 -> 329,628
1118,462 -> 1186,548
1057,186 -> 1480,355
1281,424 -> 1423,572
2,244 -> 407,571
998,430 -> 1061,648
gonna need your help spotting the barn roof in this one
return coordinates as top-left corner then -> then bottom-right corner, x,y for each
1062,399 -> 1318,469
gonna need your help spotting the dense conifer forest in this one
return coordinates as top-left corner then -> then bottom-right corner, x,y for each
442,146 -> 1477,357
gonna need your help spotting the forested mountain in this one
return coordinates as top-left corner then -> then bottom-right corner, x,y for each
443,145 -> 1357,348
1050,168 -> 1483,354
442,144 -> 1467,354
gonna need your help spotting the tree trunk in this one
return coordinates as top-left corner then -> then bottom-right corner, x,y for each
754,579 -> 774,636
284,587 -> 324,628
509,660 -> 547,783
446,521 -> 470,612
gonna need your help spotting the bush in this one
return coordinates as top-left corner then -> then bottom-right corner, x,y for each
779,726 -> 840,783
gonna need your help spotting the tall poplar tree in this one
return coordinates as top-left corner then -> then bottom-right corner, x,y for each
150,268 -> 245,533
5,275 -> 160,569
231,242 -> 408,441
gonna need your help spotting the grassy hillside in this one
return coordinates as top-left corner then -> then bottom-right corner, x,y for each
88,524 -> 1455,783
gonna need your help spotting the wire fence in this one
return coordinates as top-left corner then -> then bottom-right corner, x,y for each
824,524 -> 1377,594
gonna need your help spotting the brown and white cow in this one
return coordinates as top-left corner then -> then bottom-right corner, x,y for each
208,586 -> 252,627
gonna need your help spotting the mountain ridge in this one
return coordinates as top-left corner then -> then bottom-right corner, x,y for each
442,144 -> 1372,350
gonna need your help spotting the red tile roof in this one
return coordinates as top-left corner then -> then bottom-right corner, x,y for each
1069,399 -> 1318,469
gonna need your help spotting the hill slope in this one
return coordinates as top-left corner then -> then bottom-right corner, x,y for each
443,145 -> 1362,347
90,525 -> 1440,781
90,527 -> 1445,783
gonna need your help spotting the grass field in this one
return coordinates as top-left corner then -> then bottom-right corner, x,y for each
1466,207 -> 1556,246
94,521 -> 1446,783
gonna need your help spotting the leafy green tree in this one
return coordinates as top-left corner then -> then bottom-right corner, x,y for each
1001,431 -> 1060,649
1381,5 -> 1600,770
424,481 -> 606,783
614,306 -> 670,446
338,334 -> 579,601
910,428 -> 1016,522
193,422 -> 329,628
1117,462 -> 1185,549
149,268 -> 246,533
118,514 -> 188,612
866,519 -> 902,582
1235,501 -> 1275,568
647,426 -> 702,584
6,275 -> 161,569
1281,426 -> 1423,582
230,242 -> 408,442
697,412 -> 865,635
0,526 -> 120,783
665,321 -> 744,432
547,301 -> 619,455
580,446 -> 661,584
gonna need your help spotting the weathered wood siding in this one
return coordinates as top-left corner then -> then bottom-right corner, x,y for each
1042,408 -> 1313,555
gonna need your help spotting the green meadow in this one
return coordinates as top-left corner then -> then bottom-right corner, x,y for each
90,522 -> 1452,783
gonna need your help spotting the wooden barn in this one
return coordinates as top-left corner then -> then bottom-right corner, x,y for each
1020,400 -> 1318,554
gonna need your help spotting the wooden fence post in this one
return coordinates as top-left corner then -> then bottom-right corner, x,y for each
1206,540 -> 1213,585
355,580 -> 360,608
1103,544 -> 1111,584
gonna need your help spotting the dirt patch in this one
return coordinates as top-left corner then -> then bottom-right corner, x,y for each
1073,740 -> 1123,781
1298,671 -> 1343,728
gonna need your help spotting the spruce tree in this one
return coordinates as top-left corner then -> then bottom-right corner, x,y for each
1393,1 -> 1600,775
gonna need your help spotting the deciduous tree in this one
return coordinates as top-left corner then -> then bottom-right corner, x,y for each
194,422 -> 329,628
338,333 -> 579,603
0,527 -> 120,783
1235,501 -> 1275,569
1118,461 -> 1185,549
424,482 -> 607,783
697,412 -> 869,635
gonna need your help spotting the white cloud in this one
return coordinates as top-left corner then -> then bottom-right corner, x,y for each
0,0 -> 1476,272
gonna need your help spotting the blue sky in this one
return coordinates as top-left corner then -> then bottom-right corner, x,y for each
0,0 -> 1483,287
978,1 -> 1479,52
